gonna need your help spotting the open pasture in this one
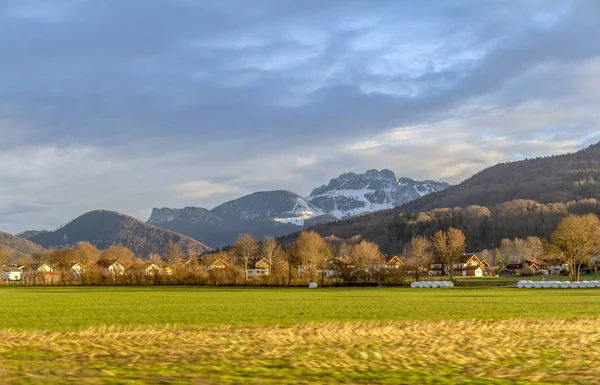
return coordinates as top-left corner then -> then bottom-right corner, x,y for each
2,287 -> 600,384
2,286 -> 600,331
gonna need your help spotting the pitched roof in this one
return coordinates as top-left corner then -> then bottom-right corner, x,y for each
386,256 -> 404,265
96,260 -> 125,268
2,266 -> 21,272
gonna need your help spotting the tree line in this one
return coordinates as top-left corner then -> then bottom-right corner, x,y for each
2,213 -> 599,285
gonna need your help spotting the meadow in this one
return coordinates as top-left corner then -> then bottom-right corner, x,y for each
2,286 -> 600,384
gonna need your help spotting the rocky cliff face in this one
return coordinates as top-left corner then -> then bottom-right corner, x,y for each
307,170 -> 449,219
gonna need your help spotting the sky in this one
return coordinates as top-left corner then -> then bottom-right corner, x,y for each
1,0 -> 600,233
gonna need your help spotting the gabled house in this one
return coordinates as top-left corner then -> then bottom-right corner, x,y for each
452,255 -> 488,277
1,266 -> 22,281
70,262 -> 85,280
384,256 -> 404,269
96,260 -> 127,276
248,258 -> 270,278
199,255 -> 230,271
501,259 -> 546,277
144,262 -> 164,276
429,254 -> 490,277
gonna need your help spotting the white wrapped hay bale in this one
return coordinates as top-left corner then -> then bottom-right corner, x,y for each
417,281 -> 425,288
542,281 -> 552,289
533,281 -> 543,289
589,281 -> 599,288
517,280 -> 526,289
551,281 -> 560,289
308,282 -> 318,289
439,281 -> 450,288
410,282 -> 419,288
431,281 -> 441,288
423,281 -> 432,288
447,281 -> 454,288
580,281 -> 589,289
525,281 -> 534,289
560,281 -> 571,289
570,282 -> 580,289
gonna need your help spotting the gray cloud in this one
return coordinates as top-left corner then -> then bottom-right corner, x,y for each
1,0 -> 599,232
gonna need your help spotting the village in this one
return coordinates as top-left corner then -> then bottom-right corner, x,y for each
0,250 -> 574,286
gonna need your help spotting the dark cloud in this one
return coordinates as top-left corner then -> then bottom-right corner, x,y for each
0,0 -> 599,232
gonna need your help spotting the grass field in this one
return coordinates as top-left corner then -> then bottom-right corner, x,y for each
2,286 -> 600,384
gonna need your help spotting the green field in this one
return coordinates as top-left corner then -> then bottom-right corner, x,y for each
2,287 -> 600,384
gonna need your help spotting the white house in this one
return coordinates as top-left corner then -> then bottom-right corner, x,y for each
248,258 -> 270,278
70,262 -> 85,280
96,260 -> 127,276
1,266 -> 22,281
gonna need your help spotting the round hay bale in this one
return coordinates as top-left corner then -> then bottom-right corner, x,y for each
525,281 -> 534,289
551,281 -> 560,289
308,282 -> 318,289
423,281 -> 432,288
517,280 -> 527,288
418,282 -> 426,288
580,281 -> 589,289
589,280 -> 598,288
447,281 -> 454,288
533,282 -> 543,289
411,282 -> 419,288
431,281 -> 441,288
542,281 -> 552,289
570,282 -> 580,289
560,281 -> 571,289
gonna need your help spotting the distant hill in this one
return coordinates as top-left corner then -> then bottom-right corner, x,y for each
30,210 -> 212,257
149,170 -> 448,248
17,230 -> 48,240
0,231 -> 45,255
402,142 -> 600,212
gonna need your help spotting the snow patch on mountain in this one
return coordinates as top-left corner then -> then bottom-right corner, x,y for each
306,170 -> 449,219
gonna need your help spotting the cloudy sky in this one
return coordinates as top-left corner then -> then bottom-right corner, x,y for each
1,0 -> 600,233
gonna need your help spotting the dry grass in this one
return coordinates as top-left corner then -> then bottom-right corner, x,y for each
2,318 -> 600,384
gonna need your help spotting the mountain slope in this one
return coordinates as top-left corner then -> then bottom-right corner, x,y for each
212,190 -> 328,225
307,169 -> 449,218
149,191 -> 334,248
0,231 -> 45,255
402,142 -> 600,212
30,210 -> 212,257
16,230 -> 49,240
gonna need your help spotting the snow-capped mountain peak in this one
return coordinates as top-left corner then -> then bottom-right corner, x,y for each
306,170 -> 449,219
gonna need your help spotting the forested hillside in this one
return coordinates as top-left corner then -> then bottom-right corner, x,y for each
304,198 -> 600,255
402,142 -> 600,212
30,210 -> 212,257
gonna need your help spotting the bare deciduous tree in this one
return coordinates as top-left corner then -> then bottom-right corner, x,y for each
405,236 -> 432,282
431,228 -> 466,281
260,237 -> 280,284
234,234 -> 258,282
549,214 -> 600,282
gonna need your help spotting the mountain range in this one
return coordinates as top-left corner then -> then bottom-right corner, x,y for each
148,170 -> 449,248
301,141 -> 600,254
4,142 -> 600,258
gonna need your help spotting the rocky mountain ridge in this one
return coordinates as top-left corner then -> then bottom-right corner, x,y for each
148,170 -> 448,247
